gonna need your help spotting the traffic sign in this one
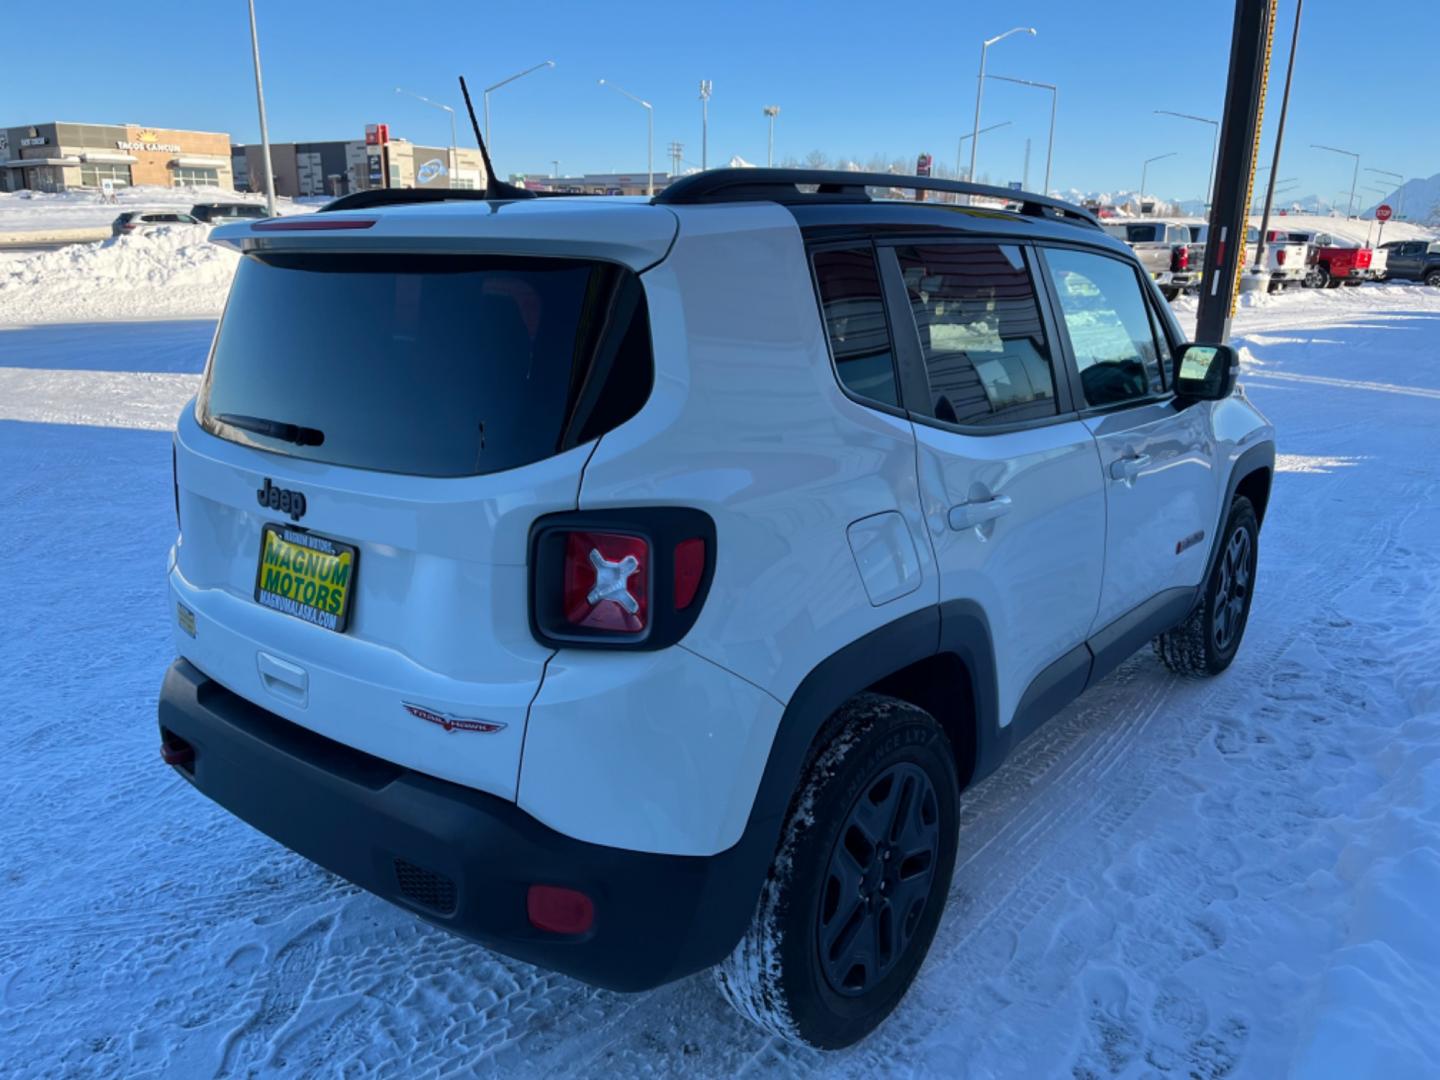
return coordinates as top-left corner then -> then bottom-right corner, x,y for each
1375,204 -> 1393,222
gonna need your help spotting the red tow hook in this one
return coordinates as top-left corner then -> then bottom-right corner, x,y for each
160,734 -> 195,767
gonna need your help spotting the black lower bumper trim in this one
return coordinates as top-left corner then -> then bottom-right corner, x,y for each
157,659 -> 765,992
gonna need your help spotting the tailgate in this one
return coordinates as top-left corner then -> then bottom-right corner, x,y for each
170,239 -> 658,800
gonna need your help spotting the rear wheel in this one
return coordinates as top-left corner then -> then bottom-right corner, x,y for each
1160,286 -> 1180,302
715,694 -> 959,1049
1425,269 -> 1440,288
1155,496 -> 1259,677
1306,266 -> 1329,289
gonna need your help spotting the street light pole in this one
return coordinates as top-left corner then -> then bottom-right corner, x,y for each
483,60 -> 555,156
954,120 -> 1012,181
968,26 -> 1036,185
763,105 -> 780,167
1365,166 -> 1405,219
985,74 -> 1057,192
395,88 -> 458,188
1313,142 -> 1361,218
1140,151 -> 1178,209
699,80 -> 712,170
246,0 -> 276,215
1155,109 -> 1220,211
1253,0 -> 1302,273
599,79 -> 654,195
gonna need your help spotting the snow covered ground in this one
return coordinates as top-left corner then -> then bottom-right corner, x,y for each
2,283 -> 1439,1077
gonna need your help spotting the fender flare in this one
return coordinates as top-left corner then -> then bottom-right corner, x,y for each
709,601 -> 998,957
1200,440 -> 1276,592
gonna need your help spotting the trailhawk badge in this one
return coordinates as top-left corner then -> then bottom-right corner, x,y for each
402,702 -> 507,734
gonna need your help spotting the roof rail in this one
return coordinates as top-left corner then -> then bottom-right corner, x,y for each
654,168 -> 1099,228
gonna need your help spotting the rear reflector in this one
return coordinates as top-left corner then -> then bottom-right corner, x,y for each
527,884 -> 595,935
251,217 -> 377,232
673,538 -> 705,610
562,531 -> 649,632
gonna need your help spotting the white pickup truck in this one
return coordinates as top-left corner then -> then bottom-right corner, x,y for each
1188,224 -> 1310,292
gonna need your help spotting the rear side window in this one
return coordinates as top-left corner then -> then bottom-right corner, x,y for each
812,246 -> 899,407
199,252 -> 652,477
1042,247 -> 1165,407
895,243 -> 1057,426
1125,224 -> 1159,243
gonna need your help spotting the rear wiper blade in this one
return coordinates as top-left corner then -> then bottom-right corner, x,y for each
214,413 -> 324,447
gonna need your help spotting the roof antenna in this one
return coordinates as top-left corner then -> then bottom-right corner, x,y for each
460,75 -> 534,200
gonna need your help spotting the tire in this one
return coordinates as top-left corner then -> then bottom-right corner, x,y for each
1306,266 -> 1329,289
1154,496 -> 1259,678
1160,287 -> 1180,302
714,694 -> 959,1049
1425,269 -> 1440,288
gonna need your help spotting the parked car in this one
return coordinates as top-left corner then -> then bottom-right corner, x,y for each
1186,224 -> 1307,292
158,170 -> 1275,1050
1380,239 -> 1440,286
189,202 -> 268,226
111,210 -> 202,236
1246,227 -> 1309,290
1290,232 -> 1381,288
1101,219 -> 1196,300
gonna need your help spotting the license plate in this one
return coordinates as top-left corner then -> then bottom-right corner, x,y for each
254,524 -> 358,632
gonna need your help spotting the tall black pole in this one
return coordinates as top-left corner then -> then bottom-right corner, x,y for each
1253,0 -> 1303,272
1196,0 -> 1278,344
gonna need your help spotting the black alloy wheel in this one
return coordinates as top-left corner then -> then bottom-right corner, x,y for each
817,762 -> 941,997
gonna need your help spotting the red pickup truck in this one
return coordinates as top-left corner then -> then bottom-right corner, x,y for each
1285,231 -> 1384,289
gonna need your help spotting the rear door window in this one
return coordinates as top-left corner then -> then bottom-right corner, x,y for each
199,252 -> 653,477
894,243 -> 1058,426
811,246 -> 899,407
1041,247 -> 1166,407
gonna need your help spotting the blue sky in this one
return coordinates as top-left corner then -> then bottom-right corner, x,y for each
4,0 -> 1436,203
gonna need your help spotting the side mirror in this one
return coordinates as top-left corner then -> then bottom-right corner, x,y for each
1172,343 -> 1237,402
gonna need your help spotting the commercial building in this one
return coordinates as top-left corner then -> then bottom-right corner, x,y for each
232,126 -> 486,198
519,172 -> 677,196
0,122 -> 233,193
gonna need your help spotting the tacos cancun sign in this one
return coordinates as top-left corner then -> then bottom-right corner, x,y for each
117,132 -> 182,153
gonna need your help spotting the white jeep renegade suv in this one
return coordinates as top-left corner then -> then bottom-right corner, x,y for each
159,169 -> 1275,1049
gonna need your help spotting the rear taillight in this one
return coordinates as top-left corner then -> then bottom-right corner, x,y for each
674,537 -> 705,611
530,509 -> 715,649
1276,249 -> 1286,266
562,531 -> 649,632
1173,245 -> 1189,272
121,223 -> 135,232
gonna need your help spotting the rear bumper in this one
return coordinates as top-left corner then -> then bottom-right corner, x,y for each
157,658 -> 765,992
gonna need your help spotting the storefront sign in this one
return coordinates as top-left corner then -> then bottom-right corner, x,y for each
21,136 -> 48,147
117,139 -> 181,152
415,156 -> 449,188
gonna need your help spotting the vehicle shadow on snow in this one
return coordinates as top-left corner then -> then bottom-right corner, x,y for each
0,319 -> 216,373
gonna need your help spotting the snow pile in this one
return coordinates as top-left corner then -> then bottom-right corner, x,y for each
0,228 -> 238,325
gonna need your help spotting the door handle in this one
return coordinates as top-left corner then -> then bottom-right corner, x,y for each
1109,453 -> 1151,482
948,495 -> 1012,531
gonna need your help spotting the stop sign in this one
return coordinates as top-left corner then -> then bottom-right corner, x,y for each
1376,204 -> 1393,222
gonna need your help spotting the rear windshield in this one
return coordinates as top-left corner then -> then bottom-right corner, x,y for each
1118,224 -> 1159,243
198,252 -> 652,477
